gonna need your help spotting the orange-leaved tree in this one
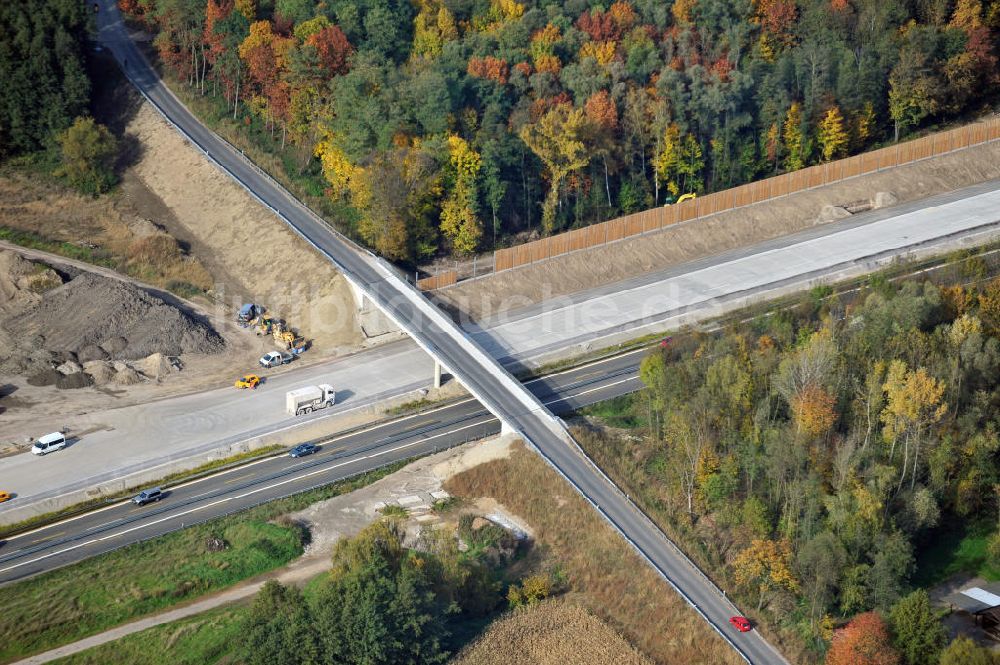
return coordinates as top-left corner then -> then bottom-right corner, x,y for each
826,612 -> 900,665
790,383 -> 837,438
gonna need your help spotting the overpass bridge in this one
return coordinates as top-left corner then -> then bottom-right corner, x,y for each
91,3 -> 790,661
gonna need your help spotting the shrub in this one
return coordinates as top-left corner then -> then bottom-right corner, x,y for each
56,117 -> 118,195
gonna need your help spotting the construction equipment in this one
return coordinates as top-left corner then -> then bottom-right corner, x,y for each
274,330 -> 296,347
286,384 -> 335,416
237,304 -> 263,328
234,374 -> 260,389
663,192 -> 697,207
255,316 -> 275,336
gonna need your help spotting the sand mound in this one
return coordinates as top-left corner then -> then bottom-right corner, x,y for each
83,360 -> 116,385
2,272 -> 224,375
113,366 -> 145,385
141,352 -> 174,378
0,250 -> 63,312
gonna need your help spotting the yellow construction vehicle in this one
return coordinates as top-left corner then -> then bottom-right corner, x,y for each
663,192 -> 697,207
274,330 -> 297,348
255,316 -> 275,336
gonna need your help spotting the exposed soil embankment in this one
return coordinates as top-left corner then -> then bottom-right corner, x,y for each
439,140 -> 1000,321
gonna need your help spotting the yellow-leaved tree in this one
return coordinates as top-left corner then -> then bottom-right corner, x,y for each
732,538 -> 799,610
818,106 -> 849,161
440,135 -> 483,255
783,101 -> 805,170
518,106 -> 592,233
412,0 -> 458,58
314,132 -> 364,203
880,361 -> 947,492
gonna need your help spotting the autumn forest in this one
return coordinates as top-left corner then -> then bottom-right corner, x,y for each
118,0 -> 1000,263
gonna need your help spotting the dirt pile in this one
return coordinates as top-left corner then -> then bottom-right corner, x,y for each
0,259 -> 224,379
0,250 -> 62,314
6,272 -> 223,358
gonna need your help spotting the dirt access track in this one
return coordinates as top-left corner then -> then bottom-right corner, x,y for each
0,52 -> 367,443
438,139 -> 1000,320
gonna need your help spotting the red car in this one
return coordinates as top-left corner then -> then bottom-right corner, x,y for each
729,616 -> 751,632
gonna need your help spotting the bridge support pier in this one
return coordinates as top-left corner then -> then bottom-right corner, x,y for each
433,361 -> 443,389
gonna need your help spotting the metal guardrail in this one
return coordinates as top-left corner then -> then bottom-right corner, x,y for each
111,27 -> 783,662
516,426 -> 758,665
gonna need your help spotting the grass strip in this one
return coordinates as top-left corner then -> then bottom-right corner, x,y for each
0,446 -> 285,540
0,461 -> 406,663
52,606 -> 245,665
0,226 -> 118,270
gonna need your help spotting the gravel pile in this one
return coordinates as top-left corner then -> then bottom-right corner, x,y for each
1,271 -> 224,380
56,372 -> 94,390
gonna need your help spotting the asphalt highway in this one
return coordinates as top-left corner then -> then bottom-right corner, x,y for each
87,5 -> 788,661
0,348 -> 646,584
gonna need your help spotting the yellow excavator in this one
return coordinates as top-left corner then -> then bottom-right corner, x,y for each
269,321 -> 303,350
664,192 -> 697,206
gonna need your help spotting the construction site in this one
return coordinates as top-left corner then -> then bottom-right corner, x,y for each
0,73 -> 382,449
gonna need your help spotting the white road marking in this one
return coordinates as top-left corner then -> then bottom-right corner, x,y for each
1,353 -> 641,565
0,420 -> 490,576
231,420 -> 487,500
546,375 -> 640,401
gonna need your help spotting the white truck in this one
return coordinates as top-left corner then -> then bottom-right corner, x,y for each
286,384 -> 336,416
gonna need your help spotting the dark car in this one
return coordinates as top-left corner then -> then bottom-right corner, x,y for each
289,443 -> 319,458
729,616 -> 751,632
132,487 -> 163,506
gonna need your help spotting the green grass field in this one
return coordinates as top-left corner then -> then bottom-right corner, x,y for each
0,464 -> 403,663
914,519 -> 1000,587
578,394 -> 643,429
53,607 -> 245,665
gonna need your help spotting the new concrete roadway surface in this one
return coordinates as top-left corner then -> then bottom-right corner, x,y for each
0,342 -> 435,513
12,4 -> 989,662
91,2 -> 789,662
0,349 -> 645,585
473,178 -> 1000,364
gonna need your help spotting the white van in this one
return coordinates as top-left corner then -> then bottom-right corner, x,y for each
32,432 -> 67,455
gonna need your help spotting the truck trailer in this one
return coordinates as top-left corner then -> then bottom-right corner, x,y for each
286,384 -> 336,416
